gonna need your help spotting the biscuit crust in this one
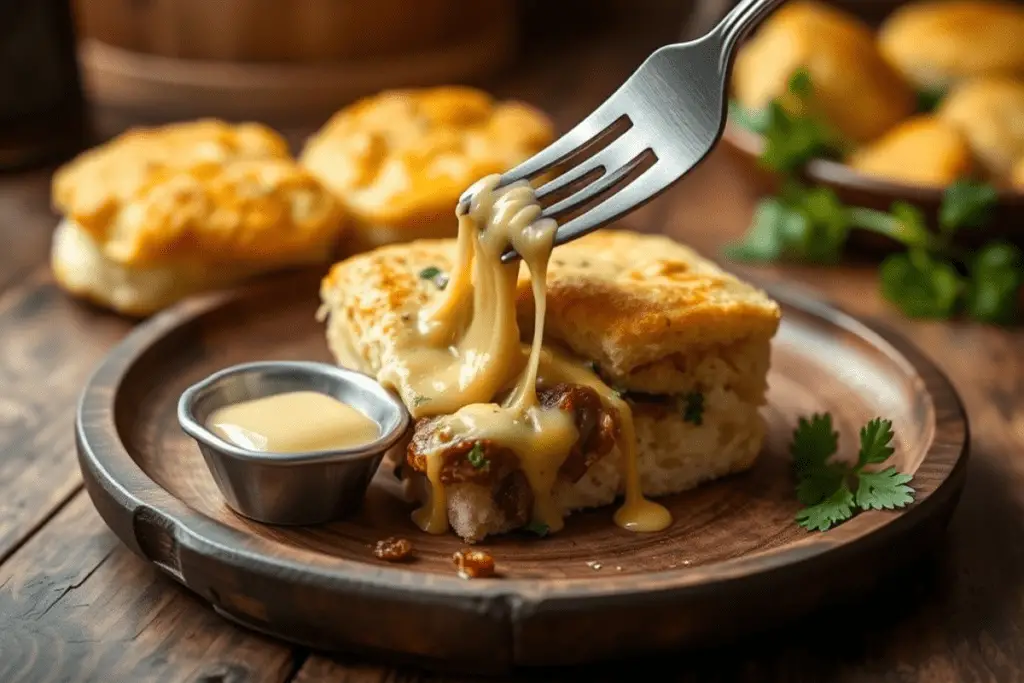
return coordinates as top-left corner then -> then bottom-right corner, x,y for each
300,87 -> 553,248
320,230 -> 781,395
53,119 -> 344,268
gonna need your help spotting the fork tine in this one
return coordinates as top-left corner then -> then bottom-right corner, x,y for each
538,133 -> 650,218
550,163 -> 677,248
458,101 -> 625,212
534,128 -> 642,202
503,101 -> 625,185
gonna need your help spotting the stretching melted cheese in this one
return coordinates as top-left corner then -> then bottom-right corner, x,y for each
379,174 -> 671,535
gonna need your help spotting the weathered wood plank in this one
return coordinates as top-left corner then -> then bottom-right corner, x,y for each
0,274 -> 132,561
0,491 -> 297,683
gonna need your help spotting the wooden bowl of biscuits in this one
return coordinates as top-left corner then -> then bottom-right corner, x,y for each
722,0 -> 1024,251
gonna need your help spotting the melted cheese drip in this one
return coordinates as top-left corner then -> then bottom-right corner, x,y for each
380,173 -> 670,534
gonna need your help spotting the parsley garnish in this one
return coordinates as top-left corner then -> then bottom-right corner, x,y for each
915,86 -> 947,114
418,266 -> 449,290
682,392 -> 704,425
523,521 -> 550,537
730,70 -> 846,175
725,69 -> 1020,325
792,414 -> 915,532
467,443 -> 489,469
412,394 -> 431,407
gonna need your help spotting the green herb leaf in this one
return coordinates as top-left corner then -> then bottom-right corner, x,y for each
419,266 -> 441,280
728,100 -> 769,134
791,413 -> 914,532
523,521 -> 550,537
759,101 -> 839,174
788,68 -> 813,98
725,186 -> 850,264
889,202 -> 934,248
467,443 -> 489,469
965,241 -> 1023,324
681,392 -> 704,426
412,394 -> 431,407
915,86 -> 947,113
796,464 -> 845,506
793,185 -> 851,262
796,483 -> 855,532
723,198 -> 793,262
854,468 -> 915,511
790,413 -> 839,477
939,180 -> 998,236
879,249 -> 963,319
856,418 -> 895,468
418,265 -> 449,290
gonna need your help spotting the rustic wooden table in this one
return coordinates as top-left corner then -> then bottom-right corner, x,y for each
2,15 -> 1023,683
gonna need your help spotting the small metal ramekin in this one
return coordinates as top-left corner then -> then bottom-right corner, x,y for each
177,361 -> 410,525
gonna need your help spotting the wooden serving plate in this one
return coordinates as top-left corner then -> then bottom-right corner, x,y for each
722,123 -> 1024,252
76,271 -> 968,673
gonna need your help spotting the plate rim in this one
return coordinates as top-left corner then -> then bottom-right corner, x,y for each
75,274 -> 970,608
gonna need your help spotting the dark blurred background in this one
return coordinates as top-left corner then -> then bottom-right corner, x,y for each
0,0 -> 918,171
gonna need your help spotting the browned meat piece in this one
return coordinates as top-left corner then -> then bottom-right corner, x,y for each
453,548 -> 496,579
373,537 -> 413,562
407,420 -> 533,528
407,420 -> 521,485
539,383 -> 620,482
404,383 -> 621,530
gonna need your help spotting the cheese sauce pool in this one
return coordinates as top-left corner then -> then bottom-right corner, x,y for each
206,391 -> 379,454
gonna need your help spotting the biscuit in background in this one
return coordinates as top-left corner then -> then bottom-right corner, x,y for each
731,0 -> 915,144
51,119 -> 345,316
300,86 -> 553,253
878,0 -> 1024,92
847,116 -> 973,186
938,76 -> 1024,182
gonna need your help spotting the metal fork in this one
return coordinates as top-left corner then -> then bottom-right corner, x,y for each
458,0 -> 788,262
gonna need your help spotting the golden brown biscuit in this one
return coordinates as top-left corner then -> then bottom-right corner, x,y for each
300,86 -> 553,251
319,230 -> 780,542
938,76 -> 1024,180
732,0 -> 915,144
51,120 -> 344,316
847,116 -> 973,186
878,0 -> 1024,91
321,230 -> 780,396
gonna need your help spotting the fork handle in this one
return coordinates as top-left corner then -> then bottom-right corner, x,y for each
712,0 -> 788,59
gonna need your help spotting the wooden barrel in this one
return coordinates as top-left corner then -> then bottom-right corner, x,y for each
73,0 -> 518,122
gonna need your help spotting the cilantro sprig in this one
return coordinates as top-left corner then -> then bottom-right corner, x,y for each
726,70 -> 1020,325
791,414 -> 914,532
